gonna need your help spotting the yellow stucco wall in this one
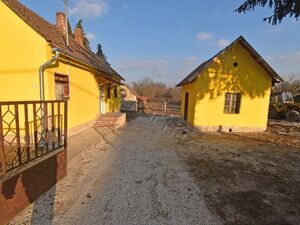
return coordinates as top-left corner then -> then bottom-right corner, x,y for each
0,0 -> 47,101
45,47 -> 122,130
181,42 -> 272,132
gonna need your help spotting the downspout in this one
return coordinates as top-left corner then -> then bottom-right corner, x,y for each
39,49 -> 60,100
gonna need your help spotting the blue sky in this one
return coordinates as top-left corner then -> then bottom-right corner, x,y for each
21,0 -> 300,86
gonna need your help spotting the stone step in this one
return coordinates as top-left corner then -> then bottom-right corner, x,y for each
93,113 -> 126,128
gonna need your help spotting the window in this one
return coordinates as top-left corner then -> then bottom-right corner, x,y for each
294,95 -> 300,103
107,85 -> 111,99
55,74 -> 69,100
224,93 -> 241,114
114,86 -> 118,98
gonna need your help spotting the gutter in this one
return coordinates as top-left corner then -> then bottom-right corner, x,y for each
39,48 -> 60,100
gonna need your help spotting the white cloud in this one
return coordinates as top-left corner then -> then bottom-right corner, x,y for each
196,32 -> 230,48
69,0 -> 109,19
86,32 -> 96,41
215,39 -> 230,48
115,57 -> 200,86
267,51 -> 300,75
196,32 -> 214,41
117,58 -> 169,77
272,51 -> 300,63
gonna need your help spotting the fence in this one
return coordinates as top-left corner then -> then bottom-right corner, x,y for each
144,99 -> 181,116
0,100 -> 68,176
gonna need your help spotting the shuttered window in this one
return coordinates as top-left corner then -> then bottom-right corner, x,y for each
55,74 -> 69,100
224,93 -> 241,114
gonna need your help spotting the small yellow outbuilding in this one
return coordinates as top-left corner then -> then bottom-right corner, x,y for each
177,36 -> 283,132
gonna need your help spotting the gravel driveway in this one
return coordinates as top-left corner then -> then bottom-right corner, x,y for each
9,116 -> 221,225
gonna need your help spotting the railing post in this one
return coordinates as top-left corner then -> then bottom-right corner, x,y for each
57,102 -> 61,147
51,102 -> 55,150
44,102 -> 49,152
64,101 -> 68,149
14,104 -> 22,166
33,103 -> 39,158
24,103 -> 31,161
0,105 -> 7,175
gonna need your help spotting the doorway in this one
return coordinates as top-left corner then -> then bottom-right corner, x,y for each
184,92 -> 189,121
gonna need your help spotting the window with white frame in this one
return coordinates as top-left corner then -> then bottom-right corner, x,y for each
224,93 -> 241,114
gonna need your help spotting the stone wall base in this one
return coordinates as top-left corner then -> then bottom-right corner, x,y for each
68,119 -> 96,137
192,125 -> 266,133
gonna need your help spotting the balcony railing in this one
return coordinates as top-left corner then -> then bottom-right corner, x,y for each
0,100 -> 68,176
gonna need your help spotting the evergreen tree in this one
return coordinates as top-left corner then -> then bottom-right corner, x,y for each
236,0 -> 300,25
96,43 -> 107,62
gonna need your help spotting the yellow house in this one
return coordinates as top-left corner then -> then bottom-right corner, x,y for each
177,36 -> 283,132
0,0 -> 124,134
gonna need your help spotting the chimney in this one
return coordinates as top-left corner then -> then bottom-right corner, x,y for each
74,27 -> 84,47
56,12 -> 66,34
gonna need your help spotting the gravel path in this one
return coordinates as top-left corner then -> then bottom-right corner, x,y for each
9,116 -> 221,225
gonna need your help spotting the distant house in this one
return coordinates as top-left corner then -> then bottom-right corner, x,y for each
121,85 -> 138,102
177,36 -> 283,132
121,85 -> 138,111
0,0 -> 124,134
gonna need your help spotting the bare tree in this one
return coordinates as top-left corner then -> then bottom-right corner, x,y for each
273,73 -> 300,93
132,78 -> 153,97
131,78 -> 181,101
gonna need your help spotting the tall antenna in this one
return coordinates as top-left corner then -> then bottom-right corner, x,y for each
64,0 -> 69,46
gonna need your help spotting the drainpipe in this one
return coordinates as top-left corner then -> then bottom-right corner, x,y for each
39,49 -> 60,100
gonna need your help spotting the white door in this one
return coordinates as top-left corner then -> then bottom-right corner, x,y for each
100,85 -> 106,114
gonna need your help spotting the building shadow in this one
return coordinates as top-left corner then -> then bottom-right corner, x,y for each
0,149 -> 66,225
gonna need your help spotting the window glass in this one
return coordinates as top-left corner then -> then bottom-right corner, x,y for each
55,74 -> 69,100
114,86 -> 118,98
224,93 -> 241,114
107,85 -> 111,99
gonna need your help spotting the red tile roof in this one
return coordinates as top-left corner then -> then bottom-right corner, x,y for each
2,0 -> 124,81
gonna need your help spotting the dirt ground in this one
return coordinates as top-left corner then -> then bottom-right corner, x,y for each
8,116 -> 221,225
165,117 -> 300,225
8,114 -> 300,225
